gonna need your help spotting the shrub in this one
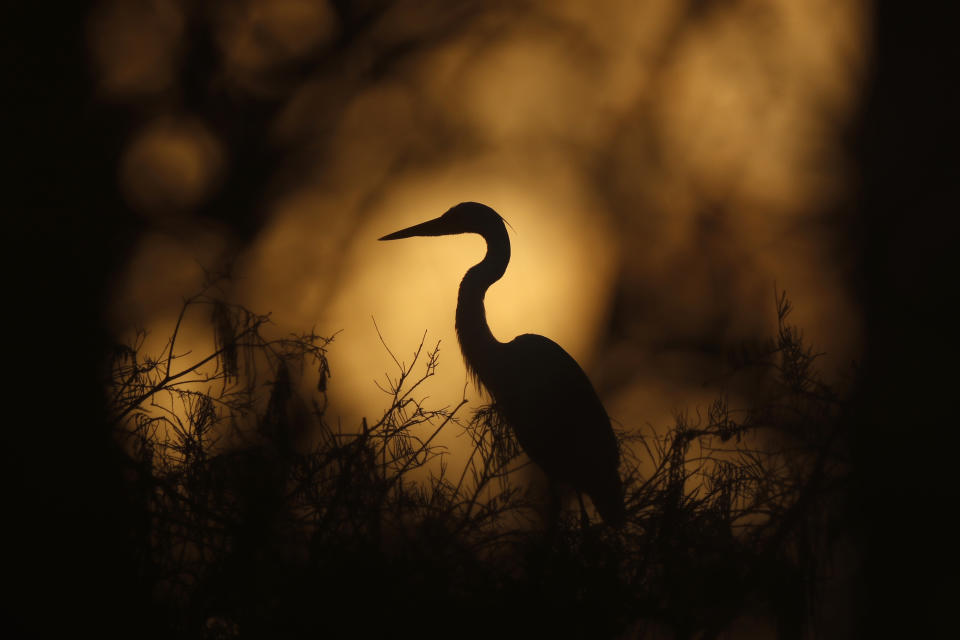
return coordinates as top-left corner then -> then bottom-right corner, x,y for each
109,286 -> 849,638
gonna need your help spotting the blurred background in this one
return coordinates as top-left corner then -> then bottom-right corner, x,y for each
100,0 -> 865,454
10,0 -> 957,636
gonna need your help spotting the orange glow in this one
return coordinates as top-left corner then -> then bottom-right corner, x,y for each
227,158 -> 618,472
214,0 -> 338,94
110,231 -> 232,330
120,118 -> 224,218
102,0 -> 870,508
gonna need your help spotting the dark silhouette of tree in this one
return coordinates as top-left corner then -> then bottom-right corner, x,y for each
106,281 -> 850,638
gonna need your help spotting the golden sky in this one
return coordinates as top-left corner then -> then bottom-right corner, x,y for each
98,0 -> 870,478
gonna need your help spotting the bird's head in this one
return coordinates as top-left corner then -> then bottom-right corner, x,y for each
379,202 -> 507,241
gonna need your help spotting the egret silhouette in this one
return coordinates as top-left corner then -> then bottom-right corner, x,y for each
379,202 -> 625,526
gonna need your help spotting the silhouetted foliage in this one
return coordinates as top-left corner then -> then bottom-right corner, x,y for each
109,285 -> 850,638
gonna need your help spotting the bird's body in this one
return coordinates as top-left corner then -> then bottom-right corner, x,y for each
380,202 -> 624,526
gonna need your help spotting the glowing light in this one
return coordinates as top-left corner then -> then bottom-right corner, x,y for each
120,118 -> 224,217
105,0 -> 869,506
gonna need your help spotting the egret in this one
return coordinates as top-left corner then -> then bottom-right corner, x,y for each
379,202 -> 625,527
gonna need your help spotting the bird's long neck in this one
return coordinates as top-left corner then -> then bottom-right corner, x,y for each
455,224 -> 510,383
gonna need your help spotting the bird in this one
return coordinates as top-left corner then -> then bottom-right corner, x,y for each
379,202 -> 625,527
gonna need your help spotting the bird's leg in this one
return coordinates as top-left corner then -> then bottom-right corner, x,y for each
577,492 -> 590,530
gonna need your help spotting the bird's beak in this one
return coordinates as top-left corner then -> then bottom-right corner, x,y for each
378,216 -> 449,241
